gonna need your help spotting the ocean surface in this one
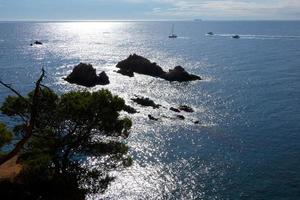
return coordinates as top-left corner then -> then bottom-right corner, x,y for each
0,21 -> 300,199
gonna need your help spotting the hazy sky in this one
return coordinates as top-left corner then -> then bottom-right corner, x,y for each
0,0 -> 299,20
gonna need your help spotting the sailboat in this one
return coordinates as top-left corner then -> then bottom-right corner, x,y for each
169,24 -> 178,38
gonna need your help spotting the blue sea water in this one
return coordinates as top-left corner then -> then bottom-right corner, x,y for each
0,21 -> 300,199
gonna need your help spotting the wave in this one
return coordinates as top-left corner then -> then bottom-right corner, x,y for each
213,34 -> 300,40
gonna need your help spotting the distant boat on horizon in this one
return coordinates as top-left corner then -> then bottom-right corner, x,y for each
169,24 -> 178,39
232,35 -> 240,39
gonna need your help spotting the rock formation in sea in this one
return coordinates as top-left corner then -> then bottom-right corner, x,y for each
161,66 -> 201,82
176,115 -> 185,120
123,104 -> 138,114
170,107 -> 181,113
64,63 -> 110,87
178,105 -> 194,112
116,68 -> 134,77
30,41 -> 43,46
131,96 -> 161,109
116,54 -> 201,82
148,115 -> 159,121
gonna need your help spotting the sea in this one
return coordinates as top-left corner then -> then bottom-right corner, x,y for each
0,21 -> 299,200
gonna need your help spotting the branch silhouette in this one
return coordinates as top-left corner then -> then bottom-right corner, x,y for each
0,68 -> 45,165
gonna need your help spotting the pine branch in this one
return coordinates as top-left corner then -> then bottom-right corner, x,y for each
0,68 -> 45,165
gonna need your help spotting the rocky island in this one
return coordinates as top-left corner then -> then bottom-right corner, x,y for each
116,54 -> 201,82
65,63 -> 110,87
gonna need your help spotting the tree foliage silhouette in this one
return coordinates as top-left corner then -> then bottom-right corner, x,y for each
0,72 -> 132,200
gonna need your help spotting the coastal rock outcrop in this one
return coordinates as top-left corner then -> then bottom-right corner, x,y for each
162,66 -> 201,82
131,96 -> 161,109
116,54 -> 165,77
116,54 -> 201,82
65,63 -> 110,87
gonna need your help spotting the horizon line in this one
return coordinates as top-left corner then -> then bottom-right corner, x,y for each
0,19 -> 300,23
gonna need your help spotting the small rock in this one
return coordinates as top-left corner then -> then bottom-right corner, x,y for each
179,105 -> 194,113
148,115 -> 159,121
194,120 -> 200,124
123,104 -> 137,114
170,107 -> 181,113
131,96 -> 161,109
176,115 -> 185,120
34,41 -> 43,45
31,41 -> 43,46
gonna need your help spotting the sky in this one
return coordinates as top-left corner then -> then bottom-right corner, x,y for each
0,0 -> 299,21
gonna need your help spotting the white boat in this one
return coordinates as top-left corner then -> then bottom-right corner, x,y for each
169,24 -> 178,38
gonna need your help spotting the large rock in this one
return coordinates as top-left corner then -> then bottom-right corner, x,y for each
65,63 -> 110,87
116,54 -> 201,82
116,54 -> 165,77
162,66 -> 201,82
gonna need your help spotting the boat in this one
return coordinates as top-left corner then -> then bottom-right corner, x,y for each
232,35 -> 240,39
169,24 -> 178,38
207,32 -> 214,35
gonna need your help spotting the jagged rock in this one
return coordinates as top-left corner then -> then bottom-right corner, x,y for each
116,54 -> 165,77
170,107 -> 181,113
98,71 -> 110,84
176,115 -> 185,120
131,96 -> 161,109
123,104 -> 137,114
117,68 -> 134,77
116,54 -> 201,82
64,63 -> 110,87
179,105 -> 194,113
162,66 -> 201,82
148,115 -> 159,121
